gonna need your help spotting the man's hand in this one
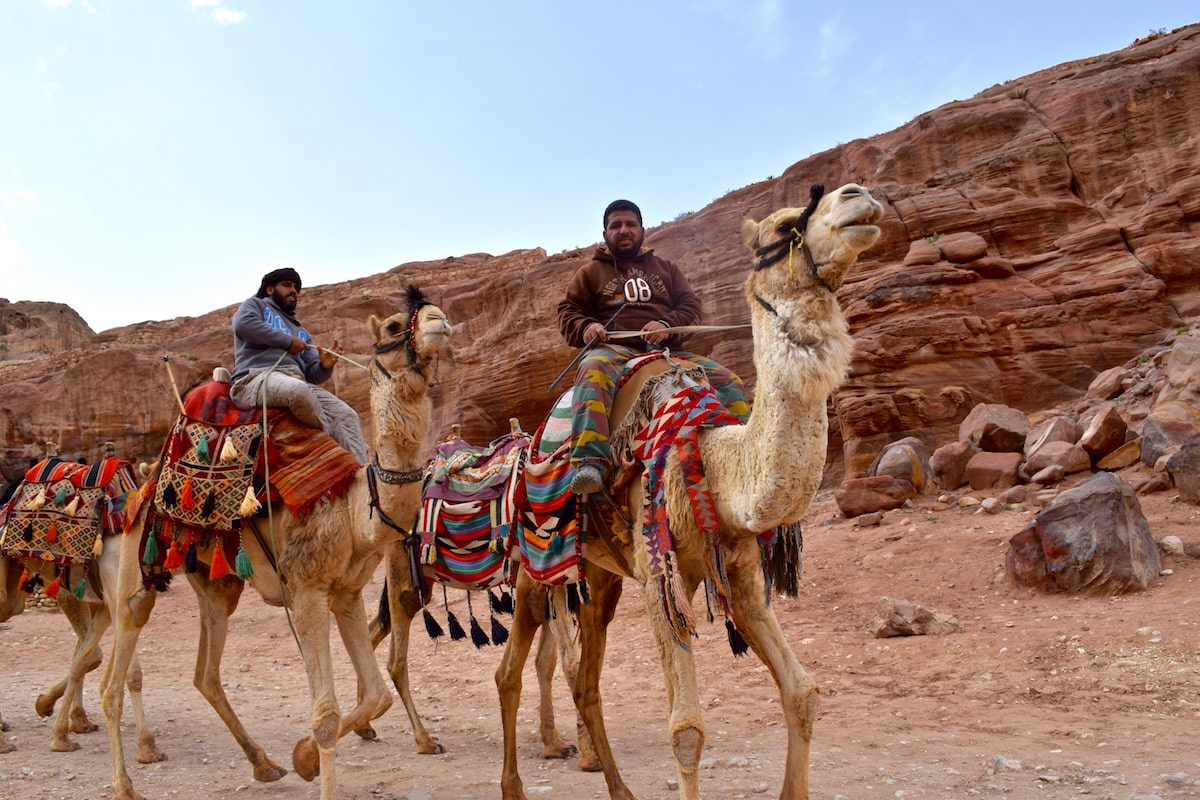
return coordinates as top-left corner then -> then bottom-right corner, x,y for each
641,320 -> 669,346
318,339 -> 343,369
584,322 -> 608,345
287,336 -> 307,355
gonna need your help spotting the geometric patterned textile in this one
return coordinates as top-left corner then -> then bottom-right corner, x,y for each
0,455 -> 139,569
517,440 -> 582,586
154,419 -> 261,533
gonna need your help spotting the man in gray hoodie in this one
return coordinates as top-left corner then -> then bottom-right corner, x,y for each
229,267 -> 367,463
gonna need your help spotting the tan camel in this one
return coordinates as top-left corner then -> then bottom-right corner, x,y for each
496,183 -> 884,800
100,291 -> 452,800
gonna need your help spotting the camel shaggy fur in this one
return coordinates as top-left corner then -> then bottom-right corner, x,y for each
100,296 -> 451,800
496,183 -> 884,800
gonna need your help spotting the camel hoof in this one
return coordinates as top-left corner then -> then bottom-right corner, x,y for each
0,738 -> 14,754
69,718 -> 99,734
541,742 -> 579,760
50,738 -> 81,753
292,737 -> 320,782
136,745 -> 167,764
354,723 -> 378,741
579,751 -> 603,772
253,760 -> 287,783
417,738 -> 445,755
34,693 -> 58,717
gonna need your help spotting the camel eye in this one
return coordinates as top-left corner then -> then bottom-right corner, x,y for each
384,321 -> 402,337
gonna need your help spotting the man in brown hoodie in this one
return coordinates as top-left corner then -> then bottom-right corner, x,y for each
557,199 -> 749,495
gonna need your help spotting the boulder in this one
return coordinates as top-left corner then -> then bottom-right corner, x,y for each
936,232 -> 989,263
1023,440 -> 1091,477
834,476 -> 916,518
1005,472 -> 1161,595
1165,433 -> 1200,505
1024,416 -> 1080,457
965,451 -> 1023,490
903,239 -> 941,266
1086,366 -> 1126,400
869,436 -> 934,495
960,404 -> 1029,453
1078,403 -> 1128,464
929,440 -> 978,490
1096,439 -> 1141,470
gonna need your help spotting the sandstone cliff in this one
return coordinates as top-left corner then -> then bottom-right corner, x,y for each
2,25 -> 1198,486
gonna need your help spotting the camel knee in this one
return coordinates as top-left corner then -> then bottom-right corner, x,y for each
312,707 -> 340,749
671,724 -> 704,770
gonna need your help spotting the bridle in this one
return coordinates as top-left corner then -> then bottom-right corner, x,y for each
751,183 -> 836,294
370,301 -> 434,383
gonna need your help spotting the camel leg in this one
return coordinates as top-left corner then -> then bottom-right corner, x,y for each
186,570 -> 287,784
101,519 -> 161,800
46,597 -> 105,751
286,586 -> 342,800
571,568 -> 638,800
640,575 -> 706,800
496,571 -> 546,800
328,588 -> 393,739
533,614 -> 576,760
726,546 -> 817,800
379,559 -> 444,753
540,587 -> 600,769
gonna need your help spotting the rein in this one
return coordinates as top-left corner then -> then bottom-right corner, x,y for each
752,183 -> 836,293
371,303 -> 433,382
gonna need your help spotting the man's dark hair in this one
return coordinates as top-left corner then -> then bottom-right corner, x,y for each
603,199 -> 642,228
256,267 -> 303,298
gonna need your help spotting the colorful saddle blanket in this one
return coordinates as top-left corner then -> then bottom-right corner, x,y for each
415,431 -> 529,590
0,456 -> 138,568
134,379 -> 362,580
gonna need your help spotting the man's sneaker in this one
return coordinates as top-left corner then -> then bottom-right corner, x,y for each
571,464 -> 604,496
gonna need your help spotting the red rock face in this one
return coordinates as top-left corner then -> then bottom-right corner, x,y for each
2,26 -> 1199,484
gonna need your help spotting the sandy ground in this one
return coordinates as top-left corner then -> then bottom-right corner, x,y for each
1,483 -> 1198,800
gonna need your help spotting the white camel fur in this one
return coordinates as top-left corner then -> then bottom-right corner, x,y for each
496,183 -> 884,800
99,292 -> 452,800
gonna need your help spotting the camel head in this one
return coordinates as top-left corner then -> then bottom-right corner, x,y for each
368,284 -> 452,374
742,183 -> 883,293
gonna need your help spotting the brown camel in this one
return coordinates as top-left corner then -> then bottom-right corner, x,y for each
496,183 -> 884,800
0,462 -> 160,761
100,289 -> 452,800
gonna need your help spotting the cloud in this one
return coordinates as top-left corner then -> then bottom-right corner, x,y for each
192,0 -> 247,25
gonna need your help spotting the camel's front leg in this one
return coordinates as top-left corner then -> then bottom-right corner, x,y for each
330,588 -> 392,738
640,575 -> 706,800
573,568 -> 638,800
100,522 -> 158,800
726,542 -> 817,800
540,586 -> 599,768
496,571 -> 547,800
186,571 -> 287,784
379,557 -> 444,753
287,586 -> 341,800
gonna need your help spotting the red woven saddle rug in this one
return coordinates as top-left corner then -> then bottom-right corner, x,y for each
0,455 -> 139,599
416,430 -> 530,590
132,379 -> 360,584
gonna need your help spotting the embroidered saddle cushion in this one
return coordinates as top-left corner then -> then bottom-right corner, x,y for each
0,456 -> 138,568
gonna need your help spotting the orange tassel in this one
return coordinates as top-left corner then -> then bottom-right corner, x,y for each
180,479 -> 195,512
163,540 -> 185,571
46,522 -> 59,543
209,542 -> 230,579
45,575 -> 62,598
18,568 -> 29,586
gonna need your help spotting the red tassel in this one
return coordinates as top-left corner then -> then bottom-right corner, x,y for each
46,522 -> 59,543
163,540 -> 185,571
45,575 -> 63,598
180,479 -> 195,512
209,542 -> 231,579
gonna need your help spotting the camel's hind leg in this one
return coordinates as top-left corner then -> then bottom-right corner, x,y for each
725,544 -> 817,800
570,568 -> 638,800
45,596 -> 103,751
373,557 -> 444,753
186,570 -> 287,784
285,586 -> 341,800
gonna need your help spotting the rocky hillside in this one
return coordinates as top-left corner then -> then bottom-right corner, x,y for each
1,25 -> 1198,486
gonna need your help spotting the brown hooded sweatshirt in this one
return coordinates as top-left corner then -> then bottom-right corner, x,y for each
557,247 -> 703,350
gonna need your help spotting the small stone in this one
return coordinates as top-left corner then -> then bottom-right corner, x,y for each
1158,535 -> 1184,556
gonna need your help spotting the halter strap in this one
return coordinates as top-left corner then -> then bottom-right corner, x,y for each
752,183 -> 835,292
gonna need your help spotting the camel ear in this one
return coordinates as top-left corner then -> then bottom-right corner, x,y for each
368,314 -> 382,341
741,218 -> 762,251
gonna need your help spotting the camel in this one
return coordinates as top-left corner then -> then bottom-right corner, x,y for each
496,183 -> 884,800
100,288 -> 452,800
0,460 -> 161,760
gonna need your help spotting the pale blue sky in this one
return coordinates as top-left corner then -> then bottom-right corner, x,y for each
1,1 -> 1195,332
